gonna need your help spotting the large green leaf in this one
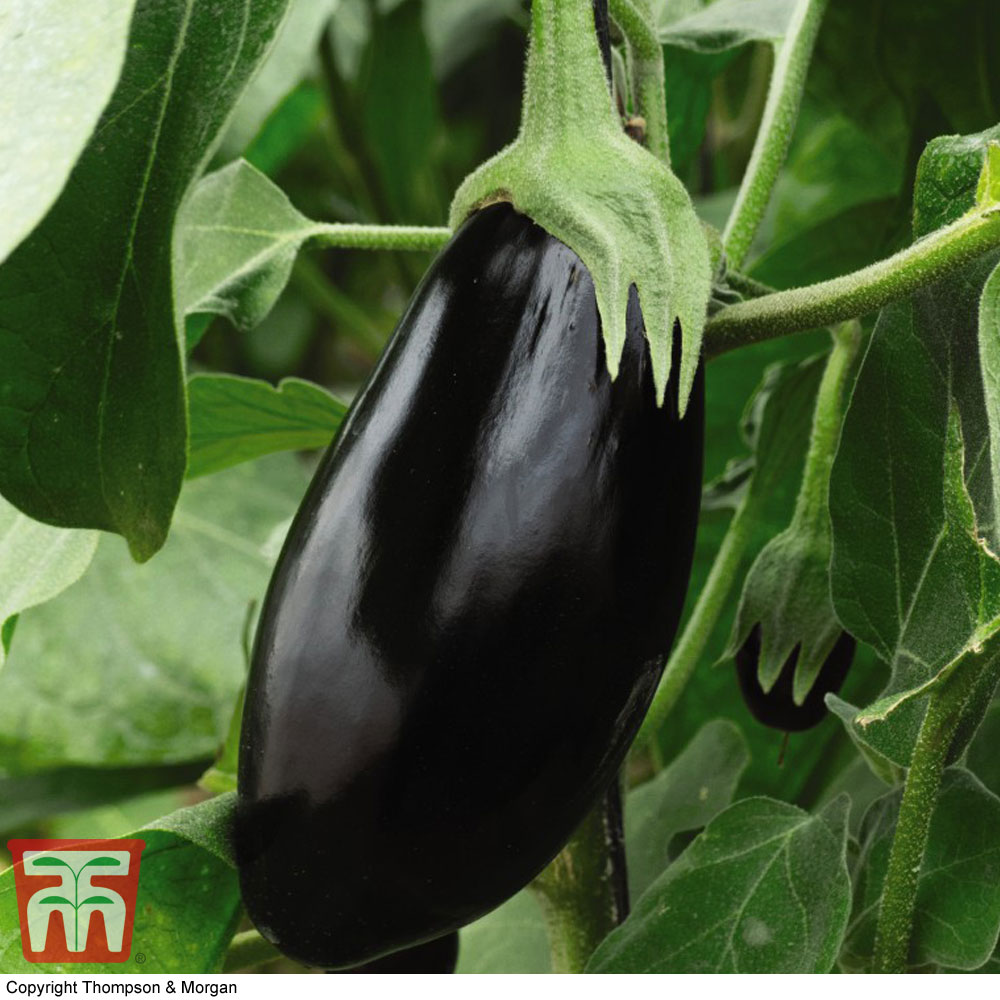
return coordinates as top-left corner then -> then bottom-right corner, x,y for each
0,455 -> 307,773
0,0 -> 137,264
0,795 -> 239,973
626,719 -> 748,898
0,0 -> 291,560
456,891 -> 551,974
829,129 -> 1000,766
586,796 -> 851,973
842,769 -> 1000,972
0,501 -> 97,668
187,375 -> 345,479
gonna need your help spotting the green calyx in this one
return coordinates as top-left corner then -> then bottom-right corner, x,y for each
725,324 -> 862,704
448,0 -> 710,411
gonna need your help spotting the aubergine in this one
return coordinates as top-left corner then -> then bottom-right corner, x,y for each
235,203 -> 705,968
341,933 -> 459,974
735,625 -> 856,732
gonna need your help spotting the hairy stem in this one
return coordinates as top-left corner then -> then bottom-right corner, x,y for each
532,781 -> 630,973
872,666 -> 980,973
311,223 -> 451,252
223,929 -> 282,972
791,322 -> 861,529
635,495 -> 757,747
706,208 -> 1000,356
722,0 -> 829,266
609,0 -> 670,165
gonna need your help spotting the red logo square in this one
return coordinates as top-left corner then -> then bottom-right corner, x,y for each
7,839 -> 145,964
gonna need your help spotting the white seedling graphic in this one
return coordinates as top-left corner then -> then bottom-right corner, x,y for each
23,850 -> 131,953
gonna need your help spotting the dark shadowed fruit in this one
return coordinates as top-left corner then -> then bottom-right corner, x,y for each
341,933 -> 459,974
235,203 -> 704,968
735,625 -> 856,732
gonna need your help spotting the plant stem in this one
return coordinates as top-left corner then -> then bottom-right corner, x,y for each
706,208 -> 1000,356
609,0 -> 670,165
790,322 -> 861,529
531,782 -> 629,973
223,929 -> 283,972
311,224 -> 451,253
722,0 -> 829,266
872,665 -> 980,973
724,269 -> 776,300
634,495 -> 757,748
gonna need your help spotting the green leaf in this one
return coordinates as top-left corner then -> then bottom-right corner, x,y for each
965,696 -> 1000,797
0,761 -> 209,830
658,0 -> 798,52
0,455 -> 307,773
0,0 -> 137,264
842,769 -> 1000,971
456,891 -> 551,974
979,261 -> 1000,535
37,897 -> 72,907
829,129 -> 1000,765
187,375 -> 345,479
177,159 -> 325,332
0,795 -> 240,972
976,142 -> 1000,210
81,897 -> 114,906
586,796 -> 851,973
0,499 -> 97,668
218,0 -> 340,160
626,719 -> 749,898
0,0 -> 291,560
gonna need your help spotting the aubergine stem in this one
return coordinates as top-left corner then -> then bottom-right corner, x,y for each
872,665 -> 980,973
705,206 -> 1000,356
531,779 -> 630,973
634,491 -> 757,749
608,0 -> 670,166
722,0 -> 830,266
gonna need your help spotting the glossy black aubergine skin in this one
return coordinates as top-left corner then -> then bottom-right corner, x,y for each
235,203 -> 705,968
340,932 -> 459,974
735,625 -> 856,732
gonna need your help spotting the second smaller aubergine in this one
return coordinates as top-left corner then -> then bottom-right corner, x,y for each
735,625 -> 855,732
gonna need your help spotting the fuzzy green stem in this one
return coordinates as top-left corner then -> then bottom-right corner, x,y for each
532,785 -> 628,973
635,494 -> 757,748
311,224 -> 451,253
872,666 -> 980,973
223,929 -> 283,972
522,0 -> 620,147
609,0 -> 670,165
791,322 -> 861,528
706,209 -> 1000,356
722,0 -> 829,266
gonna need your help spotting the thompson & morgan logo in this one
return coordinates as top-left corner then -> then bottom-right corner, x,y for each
7,839 -> 145,963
